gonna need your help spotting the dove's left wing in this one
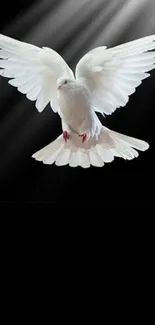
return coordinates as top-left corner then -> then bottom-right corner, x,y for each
75,34 -> 155,115
0,34 -> 74,113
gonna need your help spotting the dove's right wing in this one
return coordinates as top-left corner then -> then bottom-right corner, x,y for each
75,34 -> 155,116
0,34 -> 74,113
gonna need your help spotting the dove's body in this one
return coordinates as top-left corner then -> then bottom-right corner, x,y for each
57,80 -> 101,138
0,33 -> 155,167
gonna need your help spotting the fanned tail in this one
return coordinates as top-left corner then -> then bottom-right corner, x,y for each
32,127 -> 149,168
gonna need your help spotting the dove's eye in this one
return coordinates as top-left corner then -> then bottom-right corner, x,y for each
64,80 -> 68,84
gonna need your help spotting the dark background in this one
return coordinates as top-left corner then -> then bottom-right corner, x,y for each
0,0 -> 154,204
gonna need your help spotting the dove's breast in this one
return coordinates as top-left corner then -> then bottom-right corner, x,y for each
57,83 -> 93,133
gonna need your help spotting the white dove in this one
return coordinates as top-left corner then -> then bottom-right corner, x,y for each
0,33 -> 155,168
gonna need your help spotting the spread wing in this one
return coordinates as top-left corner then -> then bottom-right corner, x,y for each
75,34 -> 155,115
0,34 -> 74,113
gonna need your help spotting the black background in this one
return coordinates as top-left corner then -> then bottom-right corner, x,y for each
0,0 -> 154,204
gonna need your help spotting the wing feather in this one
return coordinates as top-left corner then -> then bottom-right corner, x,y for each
75,34 -> 155,115
0,34 -> 74,113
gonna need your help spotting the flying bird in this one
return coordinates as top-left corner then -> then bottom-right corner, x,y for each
0,33 -> 155,168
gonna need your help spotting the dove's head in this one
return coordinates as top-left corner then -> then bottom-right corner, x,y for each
57,77 -> 75,91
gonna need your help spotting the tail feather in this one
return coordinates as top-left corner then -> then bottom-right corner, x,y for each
32,127 -> 149,168
110,129 -> 149,151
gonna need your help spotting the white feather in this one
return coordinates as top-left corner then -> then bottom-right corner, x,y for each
89,148 -> 104,167
77,150 -> 90,168
26,83 -> 42,101
0,33 -> 74,113
8,74 -> 34,87
55,149 -> 71,166
76,34 -> 155,115
96,145 -> 114,163
36,87 -> 52,112
69,151 -> 79,167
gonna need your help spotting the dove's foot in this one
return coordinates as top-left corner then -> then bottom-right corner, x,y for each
63,131 -> 69,142
79,133 -> 87,143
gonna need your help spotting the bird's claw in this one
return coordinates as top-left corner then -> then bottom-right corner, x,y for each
63,131 -> 69,142
79,133 -> 87,143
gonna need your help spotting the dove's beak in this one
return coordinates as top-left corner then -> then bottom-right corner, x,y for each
57,85 -> 61,90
